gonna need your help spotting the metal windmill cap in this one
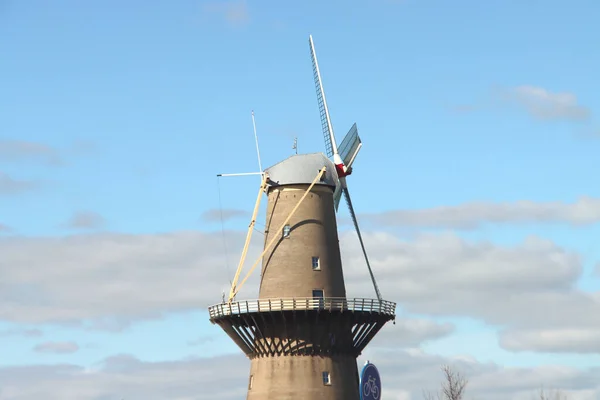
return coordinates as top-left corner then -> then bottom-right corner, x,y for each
264,152 -> 339,188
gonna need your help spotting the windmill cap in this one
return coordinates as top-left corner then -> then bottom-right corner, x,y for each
264,152 -> 339,188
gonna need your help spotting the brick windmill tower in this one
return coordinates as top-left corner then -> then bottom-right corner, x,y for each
208,36 -> 396,400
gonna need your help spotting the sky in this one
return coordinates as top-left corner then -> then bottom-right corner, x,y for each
1,0 -> 600,398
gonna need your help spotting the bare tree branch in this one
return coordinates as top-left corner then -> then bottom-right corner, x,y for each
537,388 -> 568,400
423,366 -> 570,400
422,389 -> 437,400
441,365 -> 468,400
423,365 -> 468,400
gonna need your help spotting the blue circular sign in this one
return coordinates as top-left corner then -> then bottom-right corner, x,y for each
360,362 -> 381,400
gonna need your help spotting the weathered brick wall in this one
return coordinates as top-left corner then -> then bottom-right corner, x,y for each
259,184 -> 347,299
247,354 -> 359,400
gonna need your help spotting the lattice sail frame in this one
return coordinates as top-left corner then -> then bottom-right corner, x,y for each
309,35 -> 337,159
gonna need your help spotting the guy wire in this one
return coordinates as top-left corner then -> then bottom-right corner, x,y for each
216,176 -> 232,286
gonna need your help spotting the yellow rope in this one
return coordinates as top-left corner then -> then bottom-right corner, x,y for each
232,167 -> 326,299
228,175 -> 268,301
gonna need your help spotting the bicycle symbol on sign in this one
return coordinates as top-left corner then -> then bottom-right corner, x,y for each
363,375 -> 380,399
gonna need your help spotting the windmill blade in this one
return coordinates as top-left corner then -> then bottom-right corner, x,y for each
309,35 -> 338,158
342,185 -> 382,301
333,184 -> 343,211
338,123 -> 362,169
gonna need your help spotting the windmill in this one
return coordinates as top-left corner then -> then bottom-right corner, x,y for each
309,35 -> 382,302
207,36 -> 394,400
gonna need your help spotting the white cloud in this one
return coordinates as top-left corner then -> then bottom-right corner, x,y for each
200,208 -> 248,223
0,351 -> 597,400
0,172 -> 40,195
341,231 -> 600,352
33,341 -> 79,354
0,328 -> 42,338
1,228 -> 598,353
187,334 -> 217,346
0,230 -> 262,328
202,0 -> 249,27
0,139 -> 62,166
63,211 -> 105,230
362,197 -> 600,229
500,328 -> 600,353
371,318 -> 455,347
364,347 -> 600,400
503,85 -> 590,121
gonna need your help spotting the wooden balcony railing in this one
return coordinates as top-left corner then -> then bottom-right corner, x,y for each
208,297 -> 396,319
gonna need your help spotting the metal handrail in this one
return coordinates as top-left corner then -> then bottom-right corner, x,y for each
208,297 -> 396,319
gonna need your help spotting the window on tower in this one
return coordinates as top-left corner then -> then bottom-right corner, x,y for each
249,375 -> 254,389
312,256 -> 320,270
282,224 -> 291,238
322,371 -> 331,385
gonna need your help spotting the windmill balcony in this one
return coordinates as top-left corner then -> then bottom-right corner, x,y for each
208,297 -> 396,358
209,297 -> 396,318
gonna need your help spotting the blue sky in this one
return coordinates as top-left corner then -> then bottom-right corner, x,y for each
1,1 -> 600,398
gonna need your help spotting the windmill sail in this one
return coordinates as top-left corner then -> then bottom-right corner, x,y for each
342,186 -> 382,301
338,123 -> 362,169
309,35 -> 337,158
333,184 -> 343,211
308,35 -> 383,301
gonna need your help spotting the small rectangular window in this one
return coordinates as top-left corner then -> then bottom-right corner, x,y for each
282,224 -> 291,238
249,375 -> 254,389
322,371 -> 331,385
312,289 -> 324,299
312,256 -> 320,270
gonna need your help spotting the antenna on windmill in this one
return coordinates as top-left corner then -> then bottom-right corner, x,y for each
251,110 -> 263,175
292,137 -> 298,155
217,110 -> 265,179
216,110 -> 270,303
